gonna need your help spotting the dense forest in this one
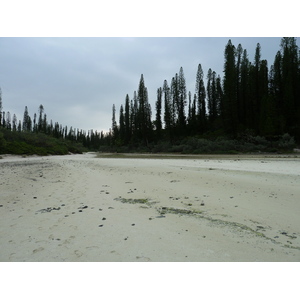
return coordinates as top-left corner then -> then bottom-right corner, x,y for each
0,37 -> 299,155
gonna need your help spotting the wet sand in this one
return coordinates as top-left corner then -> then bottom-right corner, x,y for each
0,152 -> 299,261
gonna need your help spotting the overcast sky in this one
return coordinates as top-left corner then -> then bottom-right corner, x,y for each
2,37 -> 297,133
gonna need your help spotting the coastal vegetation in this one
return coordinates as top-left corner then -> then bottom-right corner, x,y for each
0,37 -> 299,155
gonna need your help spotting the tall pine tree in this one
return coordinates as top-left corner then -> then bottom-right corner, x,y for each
195,64 -> 206,133
223,39 -> 238,135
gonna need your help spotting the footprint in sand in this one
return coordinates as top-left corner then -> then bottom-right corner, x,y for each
74,250 -> 83,257
136,256 -> 151,262
33,247 -> 44,254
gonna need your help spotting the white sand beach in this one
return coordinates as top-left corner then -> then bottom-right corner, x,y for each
1,152 -> 299,262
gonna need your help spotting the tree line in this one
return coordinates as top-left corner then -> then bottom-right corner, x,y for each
111,37 -> 300,149
0,98 -> 107,150
1,37 -> 299,155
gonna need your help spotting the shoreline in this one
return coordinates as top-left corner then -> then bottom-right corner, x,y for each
1,153 -> 299,261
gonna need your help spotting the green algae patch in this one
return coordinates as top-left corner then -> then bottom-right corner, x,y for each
114,197 -> 153,205
157,206 -> 203,216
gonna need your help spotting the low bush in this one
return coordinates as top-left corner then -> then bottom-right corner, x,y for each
0,128 -> 87,155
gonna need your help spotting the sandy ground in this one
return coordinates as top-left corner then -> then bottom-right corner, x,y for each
0,152 -> 299,262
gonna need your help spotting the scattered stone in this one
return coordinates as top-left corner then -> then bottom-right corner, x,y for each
201,201 -> 205,206
33,197 -> 37,199
65,215 -> 69,217
0,205 -> 3,207
274,236 -> 279,238
72,212 -> 75,214
99,208 -> 103,211
281,232 -> 287,235
78,210 -> 82,212
98,225 -> 103,227
108,207 -> 114,209
61,204 -> 65,206
102,217 -> 106,220
131,223 -> 135,226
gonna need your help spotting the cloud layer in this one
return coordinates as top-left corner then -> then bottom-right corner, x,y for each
0,37 -> 290,133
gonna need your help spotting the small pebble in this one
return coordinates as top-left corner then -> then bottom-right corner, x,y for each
99,225 -> 103,227
78,210 -> 82,212
102,217 -> 106,220
131,224 -> 135,226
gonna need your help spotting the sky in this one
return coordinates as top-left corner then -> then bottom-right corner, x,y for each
1,37 -> 296,134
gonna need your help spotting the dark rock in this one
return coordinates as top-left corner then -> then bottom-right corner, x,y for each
102,217 -> 106,220
98,225 -> 103,227
78,205 -> 88,210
